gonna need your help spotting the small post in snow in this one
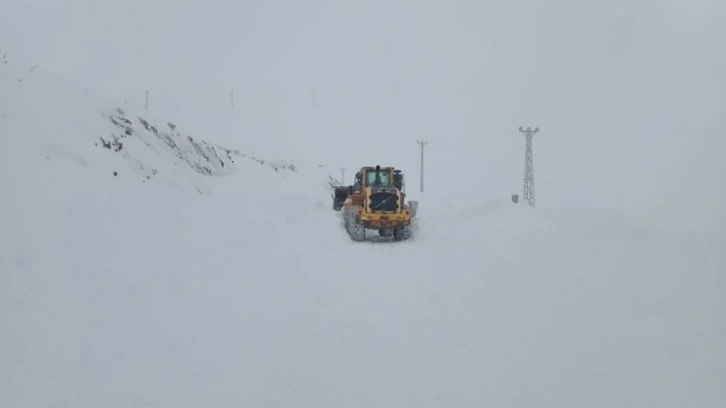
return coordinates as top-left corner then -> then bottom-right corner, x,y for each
417,140 -> 428,193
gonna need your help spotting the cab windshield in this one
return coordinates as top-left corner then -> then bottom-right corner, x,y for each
366,170 -> 390,186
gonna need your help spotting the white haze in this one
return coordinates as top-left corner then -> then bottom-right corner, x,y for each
3,0 -> 725,231
2,2 -> 726,407
2,59 -> 724,407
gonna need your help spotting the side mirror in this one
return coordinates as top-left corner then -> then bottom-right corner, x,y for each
408,200 -> 419,218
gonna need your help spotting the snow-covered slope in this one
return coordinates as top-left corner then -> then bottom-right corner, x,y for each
2,58 -> 725,408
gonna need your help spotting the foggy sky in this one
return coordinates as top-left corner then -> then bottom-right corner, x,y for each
2,0 -> 725,231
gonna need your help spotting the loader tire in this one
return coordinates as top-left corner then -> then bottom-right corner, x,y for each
343,206 -> 366,242
393,225 -> 412,241
347,220 -> 366,242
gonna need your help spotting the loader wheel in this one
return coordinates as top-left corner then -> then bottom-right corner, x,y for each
342,207 -> 356,229
393,225 -> 412,241
347,220 -> 366,242
378,228 -> 393,238
343,207 -> 366,242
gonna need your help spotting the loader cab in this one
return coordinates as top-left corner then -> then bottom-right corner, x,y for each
365,167 -> 391,187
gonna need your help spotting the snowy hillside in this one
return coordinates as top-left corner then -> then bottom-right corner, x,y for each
0,58 -> 299,194
2,51 -> 725,408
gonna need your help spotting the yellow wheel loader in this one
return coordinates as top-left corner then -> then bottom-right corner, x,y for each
332,165 -> 418,242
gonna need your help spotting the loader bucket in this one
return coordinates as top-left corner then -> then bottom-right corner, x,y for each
333,186 -> 351,211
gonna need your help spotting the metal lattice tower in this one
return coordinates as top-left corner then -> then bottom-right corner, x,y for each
518,126 -> 539,208
417,140 -> 428,193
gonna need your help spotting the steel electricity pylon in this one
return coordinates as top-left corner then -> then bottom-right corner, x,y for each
518,126 -> 540,208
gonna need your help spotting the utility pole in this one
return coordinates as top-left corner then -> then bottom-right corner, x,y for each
145,90 -> 149,110
231,91 -> 235,110
518,126 -> 540,208
340,168 -> 346,185
417,140 -> 428,193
